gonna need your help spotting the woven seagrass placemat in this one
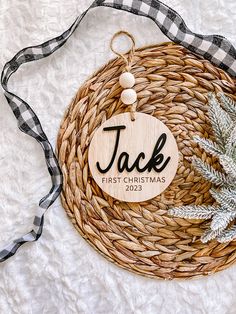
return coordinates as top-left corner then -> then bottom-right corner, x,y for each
57,42 -> 236,280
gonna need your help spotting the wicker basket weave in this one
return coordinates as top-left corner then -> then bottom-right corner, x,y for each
57,42 -> 236,280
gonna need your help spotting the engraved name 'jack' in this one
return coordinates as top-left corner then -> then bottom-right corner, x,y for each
96,125 -> 171,174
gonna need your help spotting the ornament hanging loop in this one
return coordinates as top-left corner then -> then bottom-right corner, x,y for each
110,30 -> 136,72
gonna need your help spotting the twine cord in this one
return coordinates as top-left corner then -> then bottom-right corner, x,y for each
110,30 -> 137,121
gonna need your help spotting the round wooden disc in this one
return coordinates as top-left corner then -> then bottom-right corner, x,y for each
88,112 -> 179,202
57,42 -> 236,280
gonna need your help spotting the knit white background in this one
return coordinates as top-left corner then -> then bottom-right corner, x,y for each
0,1 -> 235,313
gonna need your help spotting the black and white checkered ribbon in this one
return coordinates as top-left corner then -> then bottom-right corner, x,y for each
1,0 -> 235,262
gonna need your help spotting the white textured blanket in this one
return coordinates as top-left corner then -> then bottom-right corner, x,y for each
0,0 -> 235,313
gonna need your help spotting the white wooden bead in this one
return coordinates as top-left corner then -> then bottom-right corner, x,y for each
121,89 -> 137,105
119,72 -> 135,88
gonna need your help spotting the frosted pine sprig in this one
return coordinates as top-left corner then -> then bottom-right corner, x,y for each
225,126 -> 236,157
218,93 -> 236,121
168,94 -> 236,243
210,211 -> 236,231
219,155 -> 236,179
192,157 -> 230,187
208,94 -> 234,146
216,226 -> 236,242
193,135 -> 224,157
168,205 -> 218,219
210,188 -> 236,211
201,229 -> 222,243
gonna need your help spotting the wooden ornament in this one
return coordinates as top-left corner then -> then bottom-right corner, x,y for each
88,112 -> 179,202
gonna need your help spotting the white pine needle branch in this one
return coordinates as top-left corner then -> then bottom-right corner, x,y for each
218,93 -> 236,121
217,226 -> 236,243
220,187 -> 236,199
210,211 -> 236,231
208,93 -> 234,146
169,206 -> 218,219
168,94 -> 236,243
192,157 -> 229,186
194,135 -> 224,157
201,229 -> 222,243
219,155 -> 236,180
210,188 -> 236,211
225,126 -> 236,156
